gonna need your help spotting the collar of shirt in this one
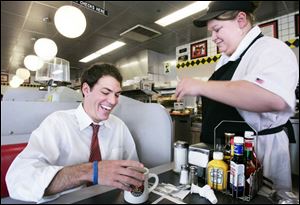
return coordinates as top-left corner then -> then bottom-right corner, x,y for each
75,103 -> 112,131
216,26 -> 262,69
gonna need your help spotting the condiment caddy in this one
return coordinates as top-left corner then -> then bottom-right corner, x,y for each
209,120 -> 263,201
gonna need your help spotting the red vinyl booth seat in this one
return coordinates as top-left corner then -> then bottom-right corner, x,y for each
1,143 -> 27,198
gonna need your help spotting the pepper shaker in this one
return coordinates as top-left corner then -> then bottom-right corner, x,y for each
189,165 -> 198,186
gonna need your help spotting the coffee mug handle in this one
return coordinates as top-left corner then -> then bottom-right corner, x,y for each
148,173 -> 159,193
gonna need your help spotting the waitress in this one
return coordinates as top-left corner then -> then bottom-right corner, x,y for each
175,1 -> 298,191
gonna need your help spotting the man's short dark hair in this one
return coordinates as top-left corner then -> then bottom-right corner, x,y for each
80,64 -> 123,96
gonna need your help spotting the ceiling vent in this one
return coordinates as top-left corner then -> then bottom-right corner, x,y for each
120,24 -> 161,42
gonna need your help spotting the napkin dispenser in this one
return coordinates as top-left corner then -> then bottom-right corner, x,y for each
188,143 -> 213,179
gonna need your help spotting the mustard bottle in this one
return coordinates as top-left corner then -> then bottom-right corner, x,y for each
207,151 -> 228,191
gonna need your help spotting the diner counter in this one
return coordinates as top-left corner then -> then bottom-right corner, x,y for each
1,162 -> 276,204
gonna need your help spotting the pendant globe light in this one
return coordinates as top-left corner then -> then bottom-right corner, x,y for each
16,68 -> 30,80
9,80 -> 21,88
9,75 -> 24,88
24,55 -> 44,71
34,38 -> 58,61
54,5 -> 87,38
12,75 -> 24,85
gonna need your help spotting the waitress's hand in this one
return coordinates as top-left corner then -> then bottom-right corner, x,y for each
97,160 -> 145,191
175,78 -> 204,101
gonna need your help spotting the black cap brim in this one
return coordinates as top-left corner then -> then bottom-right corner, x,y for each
193,10 -> 226,27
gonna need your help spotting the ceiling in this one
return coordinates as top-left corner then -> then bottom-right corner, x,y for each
1,1 -> 299,80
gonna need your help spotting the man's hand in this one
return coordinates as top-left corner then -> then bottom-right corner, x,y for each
98,160 -> 145,191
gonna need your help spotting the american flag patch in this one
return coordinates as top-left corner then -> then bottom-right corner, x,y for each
255,78 -> 264,84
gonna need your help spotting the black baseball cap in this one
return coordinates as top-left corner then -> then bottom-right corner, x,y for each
193,1 -> 257,27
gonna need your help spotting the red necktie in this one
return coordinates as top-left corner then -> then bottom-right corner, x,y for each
89,124 -> 101,162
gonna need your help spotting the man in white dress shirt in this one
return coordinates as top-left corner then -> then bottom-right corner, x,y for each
6,64 -> 145,202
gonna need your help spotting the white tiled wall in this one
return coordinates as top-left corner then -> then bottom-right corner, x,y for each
277,12 -> 298,41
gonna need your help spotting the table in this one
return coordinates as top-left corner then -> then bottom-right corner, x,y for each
1,163 -> 274,204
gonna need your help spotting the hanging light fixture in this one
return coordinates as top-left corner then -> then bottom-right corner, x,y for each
54,5 -> 86,38
16,68 -> 30,80
34,38 -> 58,61
12,75 -> 24,85
9,75 -> 24,88
9,80 -> 21,88
24,55 -> 44,71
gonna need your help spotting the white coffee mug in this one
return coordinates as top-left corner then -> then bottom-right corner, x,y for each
124,167 -> 159,204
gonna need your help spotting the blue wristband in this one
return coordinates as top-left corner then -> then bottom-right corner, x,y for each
93,161 -> 98,185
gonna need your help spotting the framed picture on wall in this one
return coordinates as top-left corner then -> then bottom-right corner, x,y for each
190,40 -> 207,59
23,77 -> 31,84
1,73 -> 9,83
258,20 -> 278,38
295,14 -> 299,37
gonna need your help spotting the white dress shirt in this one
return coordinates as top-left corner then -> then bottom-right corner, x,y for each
217,26 -> 299,190
6,103 -> 139,202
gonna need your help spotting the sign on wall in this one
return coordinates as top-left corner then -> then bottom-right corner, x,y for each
73,1 -> 108,16
164,62 -> 171,74
258,20 -> 278,38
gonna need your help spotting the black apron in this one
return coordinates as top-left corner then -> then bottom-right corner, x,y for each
201,33 -> 295,145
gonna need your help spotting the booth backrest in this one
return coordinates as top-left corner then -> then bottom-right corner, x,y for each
112,95 -> 173,168
1,143 -> 27,198
1,101 -> 79,145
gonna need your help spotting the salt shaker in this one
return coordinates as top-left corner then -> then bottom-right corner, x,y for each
179,164 -> 189,185
173,141 -> 189,173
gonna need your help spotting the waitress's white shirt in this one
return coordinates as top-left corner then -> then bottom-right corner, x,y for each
6,103 -> 139,203
217,26 -> 299,191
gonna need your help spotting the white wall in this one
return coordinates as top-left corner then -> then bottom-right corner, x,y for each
176,63 -> 215,80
